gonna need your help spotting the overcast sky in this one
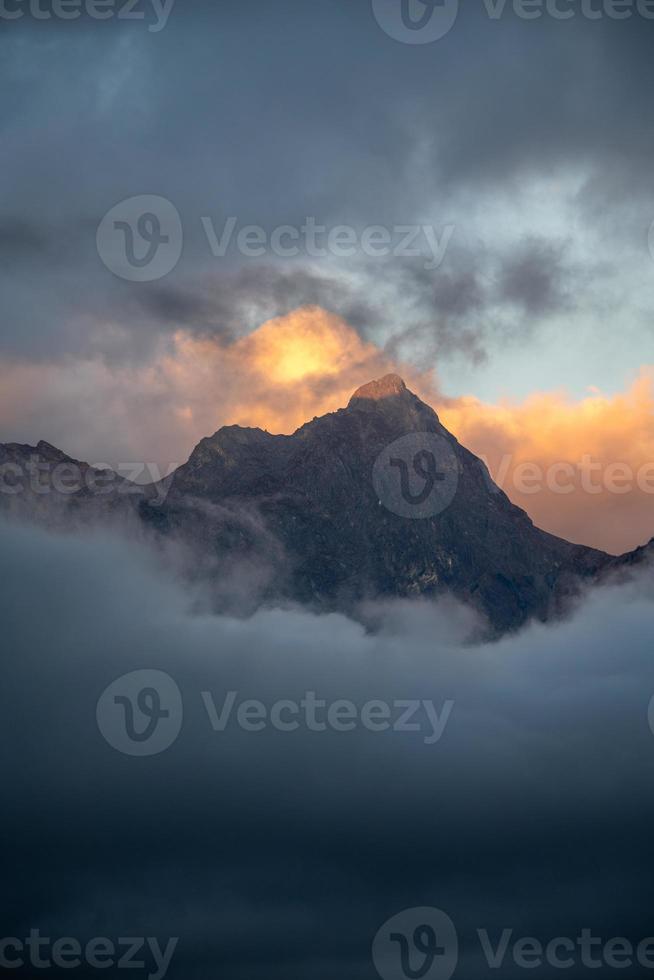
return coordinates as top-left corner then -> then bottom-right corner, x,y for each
3,7 -> 654,976
1,0 -> 653,406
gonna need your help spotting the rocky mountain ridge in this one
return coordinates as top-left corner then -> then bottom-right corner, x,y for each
1,375 -> 651,633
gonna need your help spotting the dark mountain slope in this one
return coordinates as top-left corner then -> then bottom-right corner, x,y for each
141,375 -> 610,632
5,374 -> 643,632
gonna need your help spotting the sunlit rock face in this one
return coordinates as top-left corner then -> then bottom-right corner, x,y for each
350,374 -> 408,401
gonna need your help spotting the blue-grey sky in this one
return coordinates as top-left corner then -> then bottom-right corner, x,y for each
1,0 -> 653,408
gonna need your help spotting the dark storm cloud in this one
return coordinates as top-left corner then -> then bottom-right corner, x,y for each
431,268 -> 485,319
134,266 -> 377,340
2,1 -> 654,363
134,257 -> 492,364
378,238 -> 584,366
0,217 -> 52,261
498,238 -> 573,315
2,520 -> 654,978
382,262 -> 490,366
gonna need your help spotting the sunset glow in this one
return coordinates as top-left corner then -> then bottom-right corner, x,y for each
1,305 -> 651,554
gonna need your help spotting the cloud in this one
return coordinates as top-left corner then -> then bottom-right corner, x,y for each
2,3 -> 654,386
441,368 -> 654,554
0,307 -> 435,466
497,237 -> 573,316
4,7 -> 654,974
2,520 -> 654,978
1,305 -> 653,554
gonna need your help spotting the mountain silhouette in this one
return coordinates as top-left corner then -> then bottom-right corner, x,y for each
2,375 -> 650,633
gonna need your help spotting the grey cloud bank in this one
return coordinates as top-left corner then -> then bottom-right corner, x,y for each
2,520 -> 654,977
3,5 -> 654,978
1,1 -> 654,405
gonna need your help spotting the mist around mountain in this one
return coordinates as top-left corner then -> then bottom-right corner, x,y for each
2,378 -> 654,979
1,375 -> 651,635
2,517 -> 654,979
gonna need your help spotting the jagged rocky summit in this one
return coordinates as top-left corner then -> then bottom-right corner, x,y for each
1,375 -> 650,634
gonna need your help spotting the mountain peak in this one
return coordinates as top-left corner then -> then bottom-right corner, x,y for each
348,374 -> 408,406
347,373 -> 440,429
1,372 -> 618,634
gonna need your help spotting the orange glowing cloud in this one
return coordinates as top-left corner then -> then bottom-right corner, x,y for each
244,308 -> 368,383
153,306 -> 434,438
439,371 -> 654,555
0,305 -> 652,555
